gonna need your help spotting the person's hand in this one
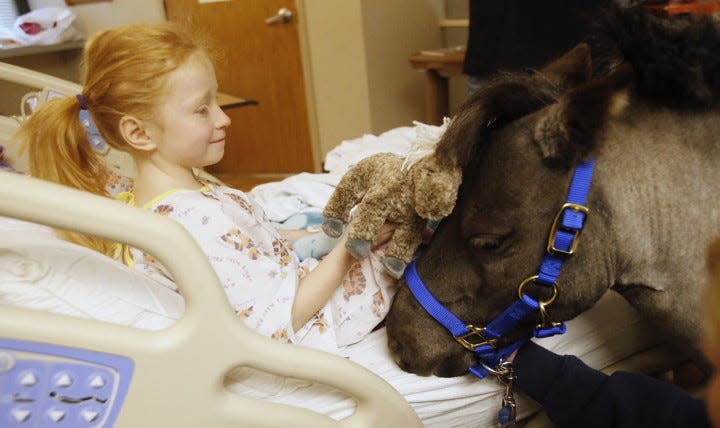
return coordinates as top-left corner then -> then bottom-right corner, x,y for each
372,222 -> 397,249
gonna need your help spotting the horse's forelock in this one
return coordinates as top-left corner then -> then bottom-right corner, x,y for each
435,72 -> 561,171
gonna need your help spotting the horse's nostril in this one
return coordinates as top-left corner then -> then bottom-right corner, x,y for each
387,336 -> 435,376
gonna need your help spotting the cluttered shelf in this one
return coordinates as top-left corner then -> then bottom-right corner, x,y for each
0,39 -> 85,59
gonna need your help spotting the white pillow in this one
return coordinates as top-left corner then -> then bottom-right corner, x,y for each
0,216 -> 183,330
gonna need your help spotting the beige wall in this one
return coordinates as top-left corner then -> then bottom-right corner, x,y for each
362,0 -> 442,135
300,1 -> 373,160
302,0 -> 444,157
66,0 -> 166,36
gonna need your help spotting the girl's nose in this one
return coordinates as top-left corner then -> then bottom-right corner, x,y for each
216,106 -> 231,128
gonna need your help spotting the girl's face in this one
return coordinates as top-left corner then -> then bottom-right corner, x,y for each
148,51 -> 231,170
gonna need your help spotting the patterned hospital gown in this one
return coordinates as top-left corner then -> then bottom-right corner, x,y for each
117,180 -> 398,353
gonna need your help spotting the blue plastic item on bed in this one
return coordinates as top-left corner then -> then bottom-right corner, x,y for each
273,211 -> 341,260
0,338 -> 133,427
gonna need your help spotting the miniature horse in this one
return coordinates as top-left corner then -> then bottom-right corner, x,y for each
385,6 -> 720,378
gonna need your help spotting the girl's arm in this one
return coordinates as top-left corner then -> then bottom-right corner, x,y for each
291,223 -> 395,331
278,229 -> 315,241
291,233 -> 353,331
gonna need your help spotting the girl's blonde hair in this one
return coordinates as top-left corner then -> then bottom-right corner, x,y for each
16,23 -> 205,255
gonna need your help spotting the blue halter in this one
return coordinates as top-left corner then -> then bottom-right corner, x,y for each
403,158 -> 595,378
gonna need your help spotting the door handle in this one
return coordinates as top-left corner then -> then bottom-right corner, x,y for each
265,8 -> 292,24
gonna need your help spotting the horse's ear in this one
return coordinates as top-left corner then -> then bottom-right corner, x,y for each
540,43 -> 592,89
533,64 -> 633,167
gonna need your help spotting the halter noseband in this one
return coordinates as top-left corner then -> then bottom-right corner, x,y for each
403,159 -> 595,424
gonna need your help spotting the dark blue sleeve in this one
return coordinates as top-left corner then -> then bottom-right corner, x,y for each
513,342 -> 709,428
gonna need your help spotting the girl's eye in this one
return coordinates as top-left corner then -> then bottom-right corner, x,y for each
196,105 -> 209,114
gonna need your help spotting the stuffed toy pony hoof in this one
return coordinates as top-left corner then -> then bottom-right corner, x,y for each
346,237 -> 372,260
322,217 -> 345,238
383,256 -> 407,280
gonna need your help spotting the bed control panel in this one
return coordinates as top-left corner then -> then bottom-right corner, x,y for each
0,339 -> 134,427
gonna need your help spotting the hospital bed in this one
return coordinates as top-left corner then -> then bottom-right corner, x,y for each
0,61 -> 692,427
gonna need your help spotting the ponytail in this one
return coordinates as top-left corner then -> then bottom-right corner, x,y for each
15,96 -> 113,255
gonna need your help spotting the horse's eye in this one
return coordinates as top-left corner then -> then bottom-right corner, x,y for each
468,233 -> 506,251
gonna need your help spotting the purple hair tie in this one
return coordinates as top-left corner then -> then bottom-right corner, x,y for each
76,94 -> 88,110
76,94 -> 107,152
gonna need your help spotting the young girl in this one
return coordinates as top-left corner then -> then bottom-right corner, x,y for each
16,23 -> 398,354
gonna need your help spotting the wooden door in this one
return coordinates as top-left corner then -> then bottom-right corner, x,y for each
164,0 -> 315,187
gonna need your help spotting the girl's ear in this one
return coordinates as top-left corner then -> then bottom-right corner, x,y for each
119,115 -> 156,151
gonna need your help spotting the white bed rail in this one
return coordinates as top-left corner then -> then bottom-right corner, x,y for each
0,171 -> 422,428
0,60 -> 139,177
0,61 -> 81,94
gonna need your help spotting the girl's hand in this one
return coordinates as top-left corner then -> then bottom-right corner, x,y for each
372,222 -> 397,249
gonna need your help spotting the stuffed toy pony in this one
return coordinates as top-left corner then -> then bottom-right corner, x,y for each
322,121 -> 461,279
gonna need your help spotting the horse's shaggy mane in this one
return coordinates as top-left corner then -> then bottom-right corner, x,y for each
589,6 -> 720,109
436,6 -> 720,170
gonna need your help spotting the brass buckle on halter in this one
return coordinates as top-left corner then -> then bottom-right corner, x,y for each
536,300 -> 563,330
546,203 -> 589,256
455,325 -> 497,352
518,276 -> 563,331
